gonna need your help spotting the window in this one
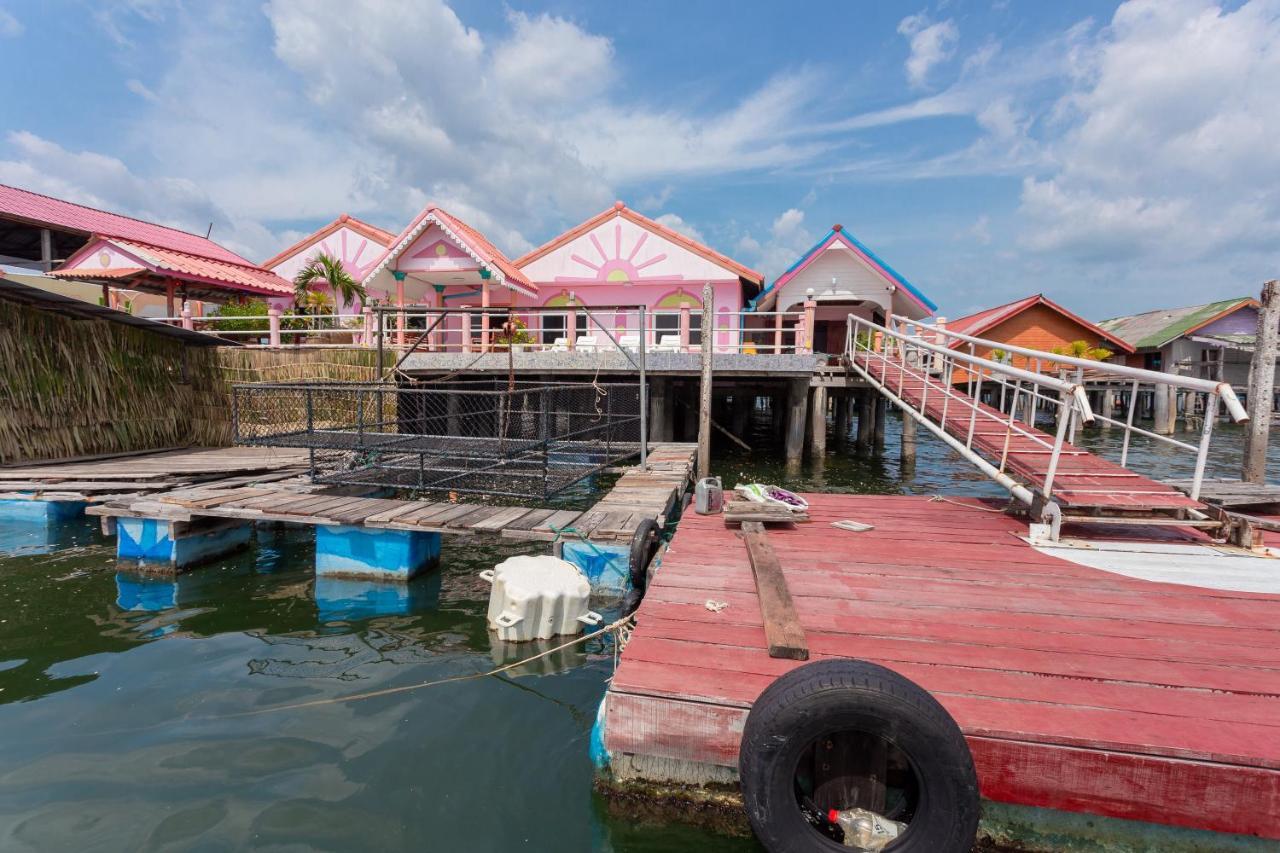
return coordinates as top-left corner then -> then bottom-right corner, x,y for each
540,310 -> 588,344
654,312 -> 702,345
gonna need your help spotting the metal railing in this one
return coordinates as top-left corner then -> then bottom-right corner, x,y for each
846,315 -> 1091,535
905,316 -> 1248,502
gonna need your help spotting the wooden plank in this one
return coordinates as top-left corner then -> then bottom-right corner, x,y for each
532,510 -> 583,536
363,502 -> 429,526
503,507 -> 557,532
739,521 -> 807,661
468,505 -> 532,532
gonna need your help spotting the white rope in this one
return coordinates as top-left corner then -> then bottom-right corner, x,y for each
928,494 -> 1007,513
222,613 -> 637,718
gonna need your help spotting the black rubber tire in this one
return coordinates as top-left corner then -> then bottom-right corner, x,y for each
628,518 -> 660,592
739,659 -> 979,853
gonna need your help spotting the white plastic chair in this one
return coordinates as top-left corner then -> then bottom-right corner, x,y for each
550,337 -> 569,352
574,335 -> 599,352
656,334 -> 682,352
617,334 -> 640,351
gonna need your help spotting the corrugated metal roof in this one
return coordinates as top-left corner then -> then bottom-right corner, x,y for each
0,183 -> 255,266
1098,297 -> 1255,349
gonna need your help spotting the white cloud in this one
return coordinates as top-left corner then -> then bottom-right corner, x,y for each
964,214 -> 993,245
898,13 -> 959,87
0,8 -> 23,37
125,79 -> 159,102
0,131 -> 277,261
1018,0 -> 1280,267
653,213 -> 705,245
736,208 -> 818,281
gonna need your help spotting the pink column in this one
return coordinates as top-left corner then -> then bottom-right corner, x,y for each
679,302 -> 692,352
396,278 -> 406,348
773,311 -> 784,353
181,302 -> 194,331
802,299 -> 817,353
567,305 -> 577,351
480,281 -> 491,352
362,305 -> 374,348
268,306 -> 282,347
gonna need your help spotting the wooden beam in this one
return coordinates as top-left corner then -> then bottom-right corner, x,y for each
740,520 -> 808,660
697,283 -> 714,481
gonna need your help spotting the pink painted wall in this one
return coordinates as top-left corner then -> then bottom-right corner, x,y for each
267,224 -> 391,311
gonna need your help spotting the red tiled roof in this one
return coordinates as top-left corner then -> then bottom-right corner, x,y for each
514,201 -> 764,285
363,205 -> 535,294
53,237 -> 291,296
947,293 -> 1135,353
0,183 -> 255,266
261,213 -> 396,269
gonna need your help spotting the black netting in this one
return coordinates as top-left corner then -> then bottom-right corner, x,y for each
232,379 -> 641,499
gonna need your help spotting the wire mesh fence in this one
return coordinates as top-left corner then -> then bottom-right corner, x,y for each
232,378 -> 642,500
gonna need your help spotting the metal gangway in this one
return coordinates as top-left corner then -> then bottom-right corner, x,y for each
844,314 -> 1249,541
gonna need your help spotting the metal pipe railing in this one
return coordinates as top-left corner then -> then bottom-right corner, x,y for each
882,313 -> 1247,502
846,314 -> 1094,513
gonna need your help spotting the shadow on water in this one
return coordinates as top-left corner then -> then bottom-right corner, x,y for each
0,405 -> 1271,851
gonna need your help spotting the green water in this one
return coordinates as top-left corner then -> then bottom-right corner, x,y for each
0,412 -> 1273,852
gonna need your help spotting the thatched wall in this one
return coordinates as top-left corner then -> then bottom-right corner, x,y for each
0,299 -> 388,464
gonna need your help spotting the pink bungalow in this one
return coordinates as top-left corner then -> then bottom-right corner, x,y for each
749,224 -> 937,354
262,213 -> 396,312
515,201 -> 765,350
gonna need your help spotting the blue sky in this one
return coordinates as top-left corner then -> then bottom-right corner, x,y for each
1,0 -> 1277,319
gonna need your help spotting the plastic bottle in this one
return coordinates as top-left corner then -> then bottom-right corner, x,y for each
826,807 -> 905,850
694,476 -> 723,514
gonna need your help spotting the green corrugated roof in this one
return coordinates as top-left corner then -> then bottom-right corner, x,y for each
1098,297 -> 1253,349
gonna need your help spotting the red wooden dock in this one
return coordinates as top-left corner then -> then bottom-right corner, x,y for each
602,494 -> 1280,840
853,351 -> 1201,513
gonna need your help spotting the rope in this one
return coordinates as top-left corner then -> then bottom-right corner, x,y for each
549,523 -> 607,557
221,614 -> 636,719
928,495 -> 1007,513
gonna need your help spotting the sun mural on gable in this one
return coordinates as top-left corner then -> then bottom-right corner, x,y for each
555,223 -> 680,285
314,228 -> 380,282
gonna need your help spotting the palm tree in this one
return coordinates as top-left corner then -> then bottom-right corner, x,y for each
292,252 -> 365,318
1051,339 -> 1114,361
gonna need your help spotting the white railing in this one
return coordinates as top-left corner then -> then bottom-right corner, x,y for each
904,316 -> 1248,502
846,315 -> 1091,536
158,303 -> 815,355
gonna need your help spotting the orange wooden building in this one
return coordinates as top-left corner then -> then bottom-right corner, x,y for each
944,293 -> 1133,381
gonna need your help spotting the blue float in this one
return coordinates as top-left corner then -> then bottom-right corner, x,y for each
0,498 -> 87,524
562,539 -> 631,594
117,517 -> 252,570
314,524 -> 441,580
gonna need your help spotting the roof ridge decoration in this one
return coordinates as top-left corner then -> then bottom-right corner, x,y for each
360,206 -> 535,297
514,201 -> 764,285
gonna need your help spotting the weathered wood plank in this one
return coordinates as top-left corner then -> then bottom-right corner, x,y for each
739,521 -> 808,661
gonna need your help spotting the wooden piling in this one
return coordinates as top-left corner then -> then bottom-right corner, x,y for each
809,385 -> 827,458
1244,280 -> 1279,484
857,391 -> 874,447
833,392 -> 850,444
784,378 -> 808,468
697,284 -> 714,481
1100,386 -> 1114,429
873,395 -> 887,453
900,409 -> 917,470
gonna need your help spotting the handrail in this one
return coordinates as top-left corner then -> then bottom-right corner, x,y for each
896,313 -> 1248,422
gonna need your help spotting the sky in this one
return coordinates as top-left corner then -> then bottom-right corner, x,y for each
1,0 -> 1277,320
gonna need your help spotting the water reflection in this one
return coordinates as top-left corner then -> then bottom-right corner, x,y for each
314,574 -> 442,623
0,518 -> 93,557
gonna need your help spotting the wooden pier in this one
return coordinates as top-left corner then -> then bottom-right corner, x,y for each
601,493 -> 1280,841
0,447 -> 311,505
85,443 -> 697,545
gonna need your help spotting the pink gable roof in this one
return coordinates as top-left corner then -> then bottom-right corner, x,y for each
362,205 -> 535,295
0,183 -> 256,266
52,237 -> 292,296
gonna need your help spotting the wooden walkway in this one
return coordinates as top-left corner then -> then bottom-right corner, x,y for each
604,493 -> 1280,839
86,443 -> 697,544
0,447 -> 311,504
854,352 -> 1202,513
